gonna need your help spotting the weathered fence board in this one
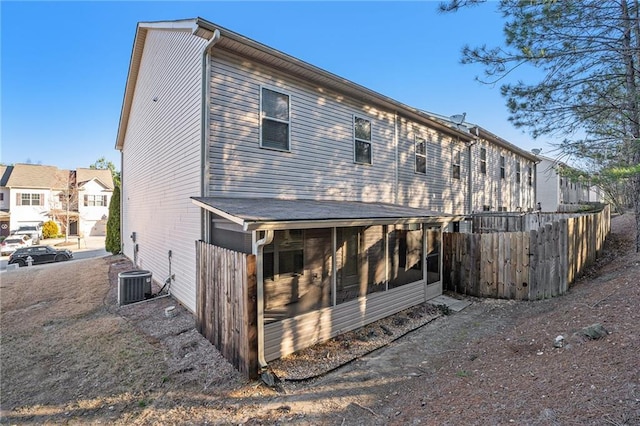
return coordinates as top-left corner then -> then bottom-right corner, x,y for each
196,241 -> 257,378
445,206 -> 610,300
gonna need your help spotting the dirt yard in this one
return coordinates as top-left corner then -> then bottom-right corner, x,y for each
1,213 -> 639,425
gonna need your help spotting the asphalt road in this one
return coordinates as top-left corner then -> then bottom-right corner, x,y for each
0,236 -> 109,271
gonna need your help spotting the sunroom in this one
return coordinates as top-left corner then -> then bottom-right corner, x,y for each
192,197 -> 452,376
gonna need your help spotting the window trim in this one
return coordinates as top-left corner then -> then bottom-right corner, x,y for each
84,194 -> 108,207
528,166 -> 533,186
415,134 -> 426,174
17,193 -> 43,206
479,147 -> 487,174
500,155 -> 506,179
259,85 -> 291,152
353,115 -> 372,165
516,162 -> 521,183
452,149 -> 461,180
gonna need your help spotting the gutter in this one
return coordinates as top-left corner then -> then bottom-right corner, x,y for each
253,230 -> 274,370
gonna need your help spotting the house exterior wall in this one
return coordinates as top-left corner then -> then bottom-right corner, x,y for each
9,188 -> 53,231
0,188 -> 9,211
206,52 -> 472,215
536,156 -> 592,212
120,29 -> 207,312
396,118 -> 468,214
207,51 -> 398,204
536,157 -> 559,211
470,140 -> 536,213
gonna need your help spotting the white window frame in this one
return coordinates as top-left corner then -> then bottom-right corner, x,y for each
415,135 -> 426,174
479,147 -> 487,174
452,150 -> 461,180
500,155 -> 506,179
18,193 -> 42,206
516,162 -> 521,183
84,195 -> 107,207
260,85 -> 291,152
353,115 -> 372,165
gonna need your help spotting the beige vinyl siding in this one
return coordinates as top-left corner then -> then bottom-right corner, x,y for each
396,118 -> 469,215
207,51 -> 397,203
263,279 -> 441,361
121,29 -> 207,312
470,141 -> 536,213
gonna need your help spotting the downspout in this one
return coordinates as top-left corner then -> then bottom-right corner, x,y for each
394,112 -> 399,204
253,230 -> 274,370
467,128 -> 479,227
200,28 -> 221,240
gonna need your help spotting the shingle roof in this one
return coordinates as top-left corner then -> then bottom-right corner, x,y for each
4,164 -> 71,189
192,197 -> 455,231
76,168 -> 115,190
0,166 -> 13,186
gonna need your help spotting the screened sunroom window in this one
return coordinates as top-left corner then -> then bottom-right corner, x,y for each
354,116 -> 372,164
261,87 -> 290,151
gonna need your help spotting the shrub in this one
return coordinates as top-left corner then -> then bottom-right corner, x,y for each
106,185 -> 121,254
42,220 -> 59,239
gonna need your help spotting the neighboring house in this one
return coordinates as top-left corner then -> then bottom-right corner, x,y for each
76,168 -> 115,236
0,164 -> 114,237
115,18 -> 544,369
536,155 -> 599,212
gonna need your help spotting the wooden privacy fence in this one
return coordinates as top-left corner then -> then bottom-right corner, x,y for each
444,205 -> 610,300
196,241 -> 258,378
472,203 -> 608,233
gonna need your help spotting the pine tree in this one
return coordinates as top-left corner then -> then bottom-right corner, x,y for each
441,0 -> 640,251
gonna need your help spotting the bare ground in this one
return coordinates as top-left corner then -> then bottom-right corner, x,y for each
1,213 -> 639,425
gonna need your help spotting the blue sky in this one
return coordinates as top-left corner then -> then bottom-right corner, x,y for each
1,1 -> 553,171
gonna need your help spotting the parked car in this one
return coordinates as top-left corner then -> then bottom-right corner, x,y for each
1,235 -> 33,256
12,225 -> 42,244
8,245 -> 73,267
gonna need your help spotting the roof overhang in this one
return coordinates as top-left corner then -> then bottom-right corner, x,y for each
192,197 -> 459,231
469,126 -> 540,162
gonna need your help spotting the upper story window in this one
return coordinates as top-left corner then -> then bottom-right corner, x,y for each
480,148 -> 487,174
17,193 -> 42,206
260,87 -> 290,151
354,116 -> 372,164
528,166 -> 533,186
84,195 -> 108,207
516,162 -> 521,183
452,150 -> 461,179
0,193 -> 3,201
415,136 -> 426,174
500,156 -> 506,179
